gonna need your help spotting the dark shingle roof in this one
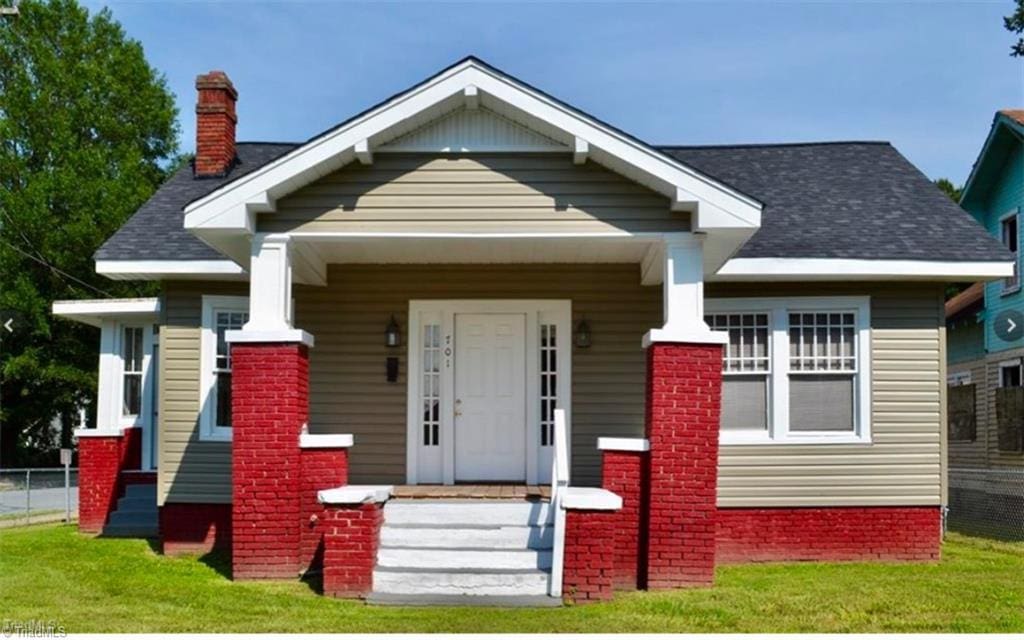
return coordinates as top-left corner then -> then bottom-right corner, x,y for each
661,142 -> 1008,262
97,140 -> 1008,265
94,143 -> 298,261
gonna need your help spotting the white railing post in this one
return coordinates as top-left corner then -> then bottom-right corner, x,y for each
549,408 -> 569,598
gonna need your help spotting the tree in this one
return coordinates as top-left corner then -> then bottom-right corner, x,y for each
0,0 -> 179,466
934,178 -> 963,203
1005,0 -> 1024,57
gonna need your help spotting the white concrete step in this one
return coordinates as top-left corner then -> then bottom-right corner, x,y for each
383,500 -> 552,527
378,548 -> 552,571
373,568 -> 551,596
366,592 -> 562,607
380,525 -> 552,550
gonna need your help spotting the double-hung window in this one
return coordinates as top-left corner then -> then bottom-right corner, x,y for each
1002,212 -> 1019,293
705,313 -> 770,436
705,296 -> 871,444
200,296 -> 249,441
122,326 -> 144,418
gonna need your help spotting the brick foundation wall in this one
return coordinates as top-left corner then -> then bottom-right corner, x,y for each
716,507 -> 942,563
600,449 -> 646,590
160,503 -> 232,555
77,427 -> 142,534
643,342 -> 722,589
300,448 -> 349,572
562,509 -> 616,603
231,342 -> 308,580
322,503 -> 383,598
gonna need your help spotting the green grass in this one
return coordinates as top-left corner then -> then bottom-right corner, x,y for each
2,525 -> 1023,633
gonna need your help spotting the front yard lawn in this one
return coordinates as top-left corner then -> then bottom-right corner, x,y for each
1,525 -> 1022,633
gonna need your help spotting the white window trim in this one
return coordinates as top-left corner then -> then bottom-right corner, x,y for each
706,296 -> 872,445
998,358 -> 1023,388
199,295 -> 250,442
405,299 -> 572,485
1000,209 -> 1020,295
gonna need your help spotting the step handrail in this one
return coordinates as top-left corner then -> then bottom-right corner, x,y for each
548,408 -> 569,598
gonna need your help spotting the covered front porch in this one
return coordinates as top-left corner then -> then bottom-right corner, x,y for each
228,232 -> 720,488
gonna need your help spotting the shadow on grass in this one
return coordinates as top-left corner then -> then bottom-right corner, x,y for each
198,549 -> 232,579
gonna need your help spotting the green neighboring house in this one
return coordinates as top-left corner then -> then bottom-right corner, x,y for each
947,109 -> 1024,536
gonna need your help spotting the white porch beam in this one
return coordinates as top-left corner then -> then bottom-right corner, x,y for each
642,234 -> 727,348
464,85 -> 480,109
354,139 -> 373,165
573,137 -> 589,165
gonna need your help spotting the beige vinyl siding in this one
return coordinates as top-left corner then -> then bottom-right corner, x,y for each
157,275 -> 944,507
299,264 -> 659,485
707,282 -> 945,507
157,281 -> 246,505
947,357 -> 988,469
259,154 -> 688,235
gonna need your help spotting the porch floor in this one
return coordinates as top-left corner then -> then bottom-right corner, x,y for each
391,484 -> 551,501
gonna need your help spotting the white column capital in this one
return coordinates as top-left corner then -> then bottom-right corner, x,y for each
643,235 -> 727,348
242,232 -> 294,334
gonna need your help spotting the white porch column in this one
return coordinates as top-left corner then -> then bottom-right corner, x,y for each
642,234 -> 727,347
232,233 -> 314,346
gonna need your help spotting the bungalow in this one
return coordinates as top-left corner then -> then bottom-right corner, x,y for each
55,57 -> 1011,605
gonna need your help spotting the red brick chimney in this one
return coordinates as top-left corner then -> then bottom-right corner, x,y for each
194,70 -> 238,177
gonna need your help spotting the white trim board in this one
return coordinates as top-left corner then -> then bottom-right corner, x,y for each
713,258 -> 1014,282
405,299 -> 572,486
96,260 -> 245,281
52,298 -> 160,328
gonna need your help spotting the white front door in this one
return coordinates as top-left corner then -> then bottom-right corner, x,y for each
454,313 -> 527,481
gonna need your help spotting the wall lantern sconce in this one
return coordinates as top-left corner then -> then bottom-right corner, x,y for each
385,315 -> 401,383
385,315 -> 402,348
574,319 -> 592,348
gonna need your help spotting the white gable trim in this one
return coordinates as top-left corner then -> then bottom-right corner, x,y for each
182,59 -> 761,266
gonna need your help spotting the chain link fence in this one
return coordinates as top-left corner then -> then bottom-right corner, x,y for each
0,468 -> 78,527
948,467 -> 1024,540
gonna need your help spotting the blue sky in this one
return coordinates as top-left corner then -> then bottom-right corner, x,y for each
86,1 -> 1023,184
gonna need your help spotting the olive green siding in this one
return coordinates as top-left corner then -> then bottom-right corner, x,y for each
157,280 -> 247,506
157,274 -> 944,509
299,264 -> 658,486
708,282 -> 946,507
259,154 -> 689,235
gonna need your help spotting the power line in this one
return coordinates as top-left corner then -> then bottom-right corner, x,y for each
0,237 -> 113,298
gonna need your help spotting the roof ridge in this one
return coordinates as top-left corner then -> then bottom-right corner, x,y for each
235,140 -> 301,146
657,141 -> 891,150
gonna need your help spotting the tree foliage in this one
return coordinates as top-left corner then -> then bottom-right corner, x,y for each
934,178 -> 963,203
1006,0 -> 1024,57
0,0 -> 178,465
